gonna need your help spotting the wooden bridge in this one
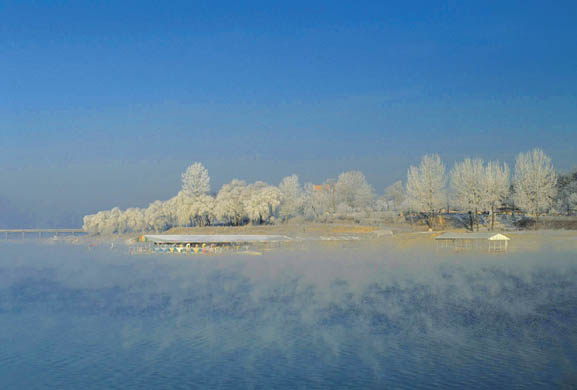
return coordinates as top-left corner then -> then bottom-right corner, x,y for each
0,229 -> 85,240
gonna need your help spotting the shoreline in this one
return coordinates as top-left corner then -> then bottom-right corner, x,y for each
2,223 -> 576,254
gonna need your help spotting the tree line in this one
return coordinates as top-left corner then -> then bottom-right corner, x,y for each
405,149 -> 560,231
83,149 -> 577,234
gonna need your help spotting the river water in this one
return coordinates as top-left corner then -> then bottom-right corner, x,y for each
1,242 -> 576,389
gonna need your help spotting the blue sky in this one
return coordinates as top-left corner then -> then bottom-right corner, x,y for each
1,0 -> 576,227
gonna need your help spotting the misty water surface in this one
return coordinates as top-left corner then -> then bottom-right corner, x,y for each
1,242 -> 576,389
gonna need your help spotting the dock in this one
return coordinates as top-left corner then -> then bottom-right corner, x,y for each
133,234 -> 292,255
0,229 -> 85,240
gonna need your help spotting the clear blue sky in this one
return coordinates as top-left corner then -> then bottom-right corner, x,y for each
1,0 -> 576,227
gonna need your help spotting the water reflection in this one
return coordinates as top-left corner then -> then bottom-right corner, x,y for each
0,242 -> 576,389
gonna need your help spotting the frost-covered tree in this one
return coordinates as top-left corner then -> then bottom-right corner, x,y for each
373,197 -> 389,212
406,154 -> 447,229
302,181 -> 336,220
170,191 -> 214,227
163,195 -> 180,227
181,162 -> 210,198
302,183 -> 319,220
193,194 -> 216,226
514,148 -> 557,225
124,207 -> 146,232
279,174 -> 303,221
90,208 -> 119,234
171,192 -> 194,227
215,180 -> 284,225
557,187 -> 577,216
145,200 -> 171,232
450,158 -> 485,231
555,170 -> 577,216
243,182 -> 282,224
83,213 -> 100,234
335,171 -> 375,211
566,193 -> 577,215
384,180 -> 405,210
483,161 -> 510,231
84,207 -> 143,234
214,179 -> 248,226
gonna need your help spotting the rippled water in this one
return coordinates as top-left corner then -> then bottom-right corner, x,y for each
1,242 -> 576,389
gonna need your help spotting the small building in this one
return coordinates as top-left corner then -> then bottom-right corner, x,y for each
313,184 -> 334,193
435,232 -> 510,252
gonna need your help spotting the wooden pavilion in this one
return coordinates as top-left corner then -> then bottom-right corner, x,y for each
435,232 -> 510,252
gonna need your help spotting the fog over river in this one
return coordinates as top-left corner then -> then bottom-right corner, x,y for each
1,242 -> 576,389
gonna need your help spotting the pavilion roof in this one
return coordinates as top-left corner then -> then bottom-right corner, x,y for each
144,234 -> 292,244
435,232 -> 510,241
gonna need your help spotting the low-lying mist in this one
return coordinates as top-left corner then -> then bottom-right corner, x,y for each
1,242 -> 576,388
